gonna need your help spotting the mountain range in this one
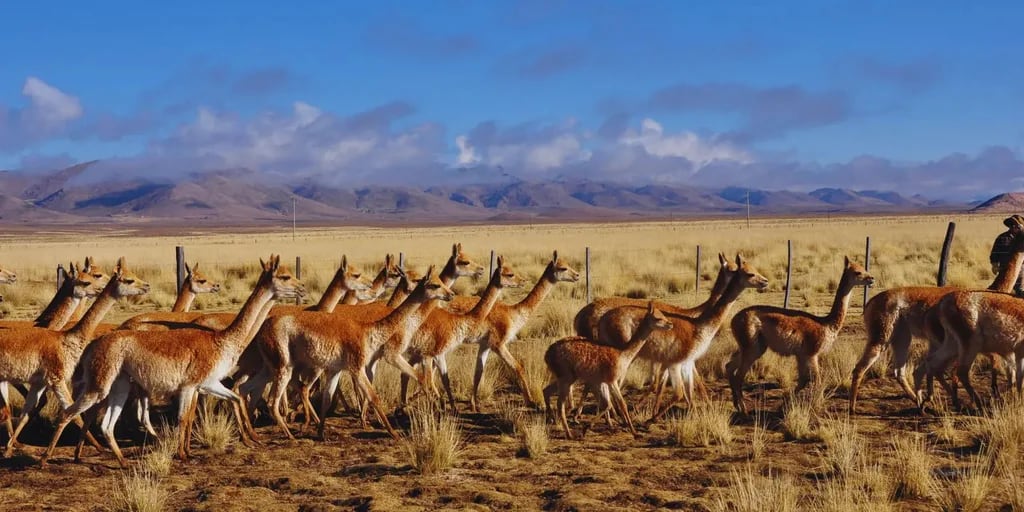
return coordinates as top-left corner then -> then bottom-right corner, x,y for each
0,161 -> 999,226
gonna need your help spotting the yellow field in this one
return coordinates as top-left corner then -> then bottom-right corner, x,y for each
0,213 -> 1020,511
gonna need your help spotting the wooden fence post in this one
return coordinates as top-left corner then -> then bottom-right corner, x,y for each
585,247 -> 591,304
56,264 -> 65,291
489,250 -> 496,279
175,246 -> 185,294
398,252 -> 404,270
863,236 -> 871,307
784,240 -> 793,308
695,245 -> 701,298
937,222 -> 956,286
295,256 -> 302,305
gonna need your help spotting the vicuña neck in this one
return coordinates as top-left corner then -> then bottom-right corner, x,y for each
171,284 -> 197,312
470,274 -> 504,319
317,271 -> 352,312
990,237 -> 1024,293
621,319 -> 658,366
699,274 -> 748,326
379,286 -> 433,339
68,282 -> 119,341
68,297 -> 91,325
694,267 -> 732,312
34,282 -> 80,329
513,265 -> 554,315
824,271 -> 858,329
221,279 -> 274,341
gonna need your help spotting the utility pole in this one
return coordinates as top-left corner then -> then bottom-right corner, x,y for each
292,197 -> 296,242
746,189 -> 751,229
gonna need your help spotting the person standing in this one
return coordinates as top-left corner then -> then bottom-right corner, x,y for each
990,214 -> 1024,296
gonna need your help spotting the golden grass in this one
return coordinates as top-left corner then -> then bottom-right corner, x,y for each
709,465 -> 800,512
782,391 -> 821,442
932,451 -> 994,512
817,414 -> 863,478
404,406 -> 463,475
140,428 -> 178,478
515,415 -> 549,459
668,401 -> 734,449
109,468 -> 168,512
889,434 -> 935,499
193,410 -> 236,455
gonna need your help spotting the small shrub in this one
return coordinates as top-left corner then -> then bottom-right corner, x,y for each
516,415 -> 548,458
193,410 -> 236,454
709,465 -> 800,512
669,401 -> 733,449
110,468 -> 168,512
889,434 -> 935,498
405,407 -> 463,474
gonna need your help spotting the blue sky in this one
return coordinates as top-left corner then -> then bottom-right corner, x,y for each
2,1 -> 1023,198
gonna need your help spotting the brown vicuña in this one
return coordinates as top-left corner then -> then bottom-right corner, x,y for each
849,224 -> 1024,413
544,301 -> 673,439
0,258 -> 150,457
258,266 -> 453,440
727,257 -> 874,413
445,250 -> 581,411
398,255 -> 524,411
119,262 -> 221,326
621,255 -> 767,419
574,252 -> 736,340
41,255 -> 304,467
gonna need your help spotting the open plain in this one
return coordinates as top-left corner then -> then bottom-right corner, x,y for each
0,213 -> 1021,511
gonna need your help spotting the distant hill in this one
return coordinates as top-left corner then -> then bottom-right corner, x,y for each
971,192 -> 1024,213
0,161 -> 973,226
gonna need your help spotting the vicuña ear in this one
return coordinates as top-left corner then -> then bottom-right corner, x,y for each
342,255 -> 348,272
424,265 -> 436,281
552,250 -> 558,263
185,262 -> 193,276
452,243 -> 459,257
719,252 -> 727,266
844,255 -> 850,267
497,255 -> 504,269
116,256 -> 126,274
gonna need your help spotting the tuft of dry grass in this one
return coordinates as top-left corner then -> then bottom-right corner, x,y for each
110,468 -> 169,512
668,401 -> 734,449
889,434 -> 935,499
932,452 -> 994,512
515,415 -> 549,459
193,410 -> 236,455
782,392 -> 821,441
709,465 -> 800,512
817,414 -> 864,479
140,428 -> 178,477
964,395 -> 1024,475
749,411 -> 769,460
404,407 -> 463,475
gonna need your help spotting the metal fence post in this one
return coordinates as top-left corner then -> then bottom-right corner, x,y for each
56,264 -> 65,291
863,236 -> 871,307
937,222 -> 956,286
695,245 -> 701,297
489,250 -> 496,279
784,240 -> 793,308
295,256 -> 302,305
585,247 -> 591,304
175,246 -> 186,294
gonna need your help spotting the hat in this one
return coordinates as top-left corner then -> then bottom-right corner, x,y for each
1004,214 -> 1024,228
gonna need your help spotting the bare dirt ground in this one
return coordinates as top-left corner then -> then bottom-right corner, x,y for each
0,321 -> 982,512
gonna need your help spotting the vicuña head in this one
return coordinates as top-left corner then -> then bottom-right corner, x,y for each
640,301 -> 673,332
81,256 -> 110,285
495,255 -> 525,289
384,253 -> 404,288
264,255 -> 307,300
109,257 -> 152,298
451,243 -> 486,279
185,262 -> 221,294
842,256 -> 875,287
0,264 -> 16,284
337,255 -> 373,294
68,262 -> 108,299
549,251 -> 582,283
415,265 -> 455,302
735,254 -> 769,291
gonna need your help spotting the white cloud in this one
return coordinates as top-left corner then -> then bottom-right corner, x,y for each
22,77 -> 83,126
619,118 -> 751,167
454,135 -> 479,165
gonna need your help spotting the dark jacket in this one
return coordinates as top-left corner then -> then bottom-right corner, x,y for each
991,230 -> 1016,264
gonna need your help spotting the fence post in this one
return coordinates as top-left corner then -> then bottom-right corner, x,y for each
175,246 -> 186,294
398,252 -> 404,270
937,222 -> 956,286
783,240 -> 793,308
863,236 -> 871,307
489,250 -> 496,279
295,256 -> 302,305
585,247 -> 592,304
695,245 -> 701,298
56,264 -> 65,291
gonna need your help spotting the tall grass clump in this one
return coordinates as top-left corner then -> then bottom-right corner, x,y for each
516,415 -> 549,458
405,407 -> 463,474
932,451 -> 993,512
782,391 -> 821,441
817,414 -> 863,479
889,434 -> 935,499
193,410 -> 236,454
668,401 -> 733,449
110,468 -> 169,512
709,465 -> 800,512
140,428 -> 178,477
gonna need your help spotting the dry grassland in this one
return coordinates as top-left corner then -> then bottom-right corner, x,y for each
0,213 -> 1020,511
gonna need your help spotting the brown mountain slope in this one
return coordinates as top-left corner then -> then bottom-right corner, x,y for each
971,192 -> 1024,213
